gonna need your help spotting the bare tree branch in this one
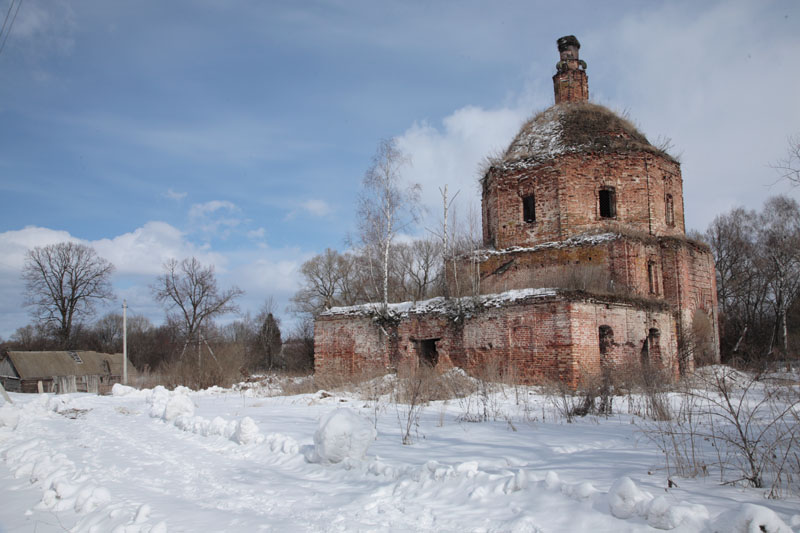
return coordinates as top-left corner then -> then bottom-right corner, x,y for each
771,133 -> 800,185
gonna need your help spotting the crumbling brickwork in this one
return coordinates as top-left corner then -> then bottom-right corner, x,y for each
313,34 -> 719,384
315,293 -> 677,386
482,153 -> 685,250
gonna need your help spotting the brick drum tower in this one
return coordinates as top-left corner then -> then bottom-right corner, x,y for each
314,36 -> 720,385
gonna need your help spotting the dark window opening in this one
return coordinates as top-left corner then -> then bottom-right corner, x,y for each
642,328 -> 661,368
599,325 -> 614,356
648,261 -> 657,294
640,338 -> 650,367
522,194 -> 536,223
417,339 -> 439,368
665,194 -> 675,227
599,188 -> 616,218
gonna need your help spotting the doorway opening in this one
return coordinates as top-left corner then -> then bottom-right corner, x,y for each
416,339 -> 440,367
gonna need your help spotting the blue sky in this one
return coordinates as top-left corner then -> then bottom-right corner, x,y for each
1,0 -> 799,338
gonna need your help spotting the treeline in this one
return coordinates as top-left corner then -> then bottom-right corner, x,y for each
703,195 -> 800,364
1,306 -> 312,374
290,234 -> 480,317
2,246 -> 314,383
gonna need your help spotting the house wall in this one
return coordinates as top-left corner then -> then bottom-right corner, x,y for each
315,298 -> 678,386
483,152 -> 685,250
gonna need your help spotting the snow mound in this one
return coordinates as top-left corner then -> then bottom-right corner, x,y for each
162,393 -> 195,421
644,496 -> 708,530
232,417 -> 261,445
264,433 -> 299,455
112,384 -> 138,396
0,405 -> 20,429
306,408 -> 377,464
146,386 -> 170,417
606,477 -> 710,529
711,504 -> 792,533
607,477 -> 651,519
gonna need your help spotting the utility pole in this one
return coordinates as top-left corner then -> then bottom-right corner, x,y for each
122,300 -> 128,385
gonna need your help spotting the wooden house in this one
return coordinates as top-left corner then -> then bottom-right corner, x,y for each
0,350 -> 134,394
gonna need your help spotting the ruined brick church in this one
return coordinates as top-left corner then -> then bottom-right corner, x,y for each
315,36 -> 720,385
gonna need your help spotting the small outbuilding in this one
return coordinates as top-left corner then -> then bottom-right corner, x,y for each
0,350 -> 133,394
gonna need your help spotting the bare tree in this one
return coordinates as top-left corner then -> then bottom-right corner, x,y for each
22,242 -> 115,347
395,239 -> 442,302
291,248 -> 359,316
755,196 -> 800,355
705,208 -> 767,356
92,312 -> 124,353
152,257 -> 243,344
772,133 -> 800,185
705,195 -> 800,362
356,138 -> 421,314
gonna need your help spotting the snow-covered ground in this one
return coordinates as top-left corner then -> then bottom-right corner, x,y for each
1,375 -> 798,532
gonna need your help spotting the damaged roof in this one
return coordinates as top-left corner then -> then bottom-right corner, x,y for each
489,102 -> 675,173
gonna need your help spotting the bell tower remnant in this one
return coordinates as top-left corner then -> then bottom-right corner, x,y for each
553,35 -> 588,104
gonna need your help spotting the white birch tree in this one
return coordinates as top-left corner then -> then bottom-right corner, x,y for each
356,139 -> 421,314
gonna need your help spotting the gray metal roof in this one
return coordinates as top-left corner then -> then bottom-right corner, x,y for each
2,351 -> 136,379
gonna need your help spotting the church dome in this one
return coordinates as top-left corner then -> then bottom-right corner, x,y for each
496,102 -> 674,170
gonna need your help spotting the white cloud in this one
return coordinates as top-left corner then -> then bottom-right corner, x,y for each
247,227 -> 266,239
164,188 -> 187,201
188,200 -> 237,219
188,200 -> 242,238
92,221 -> 226,276
0,226 -> 78,273
395,104 -> 531,231
300,199 -> 332,216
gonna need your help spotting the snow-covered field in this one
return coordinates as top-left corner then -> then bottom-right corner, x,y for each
1,375 -> 798,532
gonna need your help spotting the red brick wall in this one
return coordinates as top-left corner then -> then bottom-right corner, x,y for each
314,316 -> 390,375
451,235 -> 714,312
315,297 -> 679,386
482,152 -> 685,250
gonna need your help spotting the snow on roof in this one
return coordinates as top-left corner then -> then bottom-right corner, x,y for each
321,287 -> 560,319
467,232 -> 621,260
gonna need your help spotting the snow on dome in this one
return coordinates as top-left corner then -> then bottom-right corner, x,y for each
305,408 -> 377,464
494,102 -> 672,171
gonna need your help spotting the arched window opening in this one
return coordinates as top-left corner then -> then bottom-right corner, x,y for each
522,194 -> 536,223
598,325 -> 614,355
665,194 -> 675,227
648,328 -> 661,359
599,187 -> 616,218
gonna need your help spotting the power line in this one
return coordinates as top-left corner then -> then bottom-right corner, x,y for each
0,1 -> 15,41
0,0 -> 23,58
